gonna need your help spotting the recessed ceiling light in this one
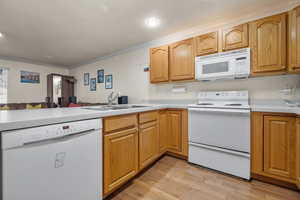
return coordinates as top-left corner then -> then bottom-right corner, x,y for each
0,32 -> 4,38
145,17 -> 160,28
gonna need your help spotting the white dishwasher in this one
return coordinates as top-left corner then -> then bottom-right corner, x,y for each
1,118 -> 102,200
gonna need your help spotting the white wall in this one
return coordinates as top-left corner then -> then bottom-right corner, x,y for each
70,2 -> 300,104
0,59 -> 69,103
70,46 -> 300,104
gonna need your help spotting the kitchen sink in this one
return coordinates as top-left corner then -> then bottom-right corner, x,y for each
82,105 -> 150,111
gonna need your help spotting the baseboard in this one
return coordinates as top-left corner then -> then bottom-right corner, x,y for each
251,173 -> 299,191
166,151 -> 188,160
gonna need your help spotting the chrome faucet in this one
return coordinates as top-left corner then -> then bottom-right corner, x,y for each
107,92 -> 119,106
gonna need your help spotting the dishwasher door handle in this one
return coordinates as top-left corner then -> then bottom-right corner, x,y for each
5,129 -> 97,150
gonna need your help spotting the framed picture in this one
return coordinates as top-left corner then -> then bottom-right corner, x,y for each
97,69 -> 104,83
84,73 -> 89,86
20,71 -> 40,84
105,75 -> 113,89
90,78 -> 96,91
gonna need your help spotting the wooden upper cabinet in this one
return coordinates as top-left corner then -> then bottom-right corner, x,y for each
250,13 -> 287,75
104,128 -> 139,195
167,110 -> 182,152
297,118 -> 300,189
288,6 -> 300,73
150,45 -> 169,83
169,38 -> 195,81
263,116 -> 296,180
222,24 -> 249,51
194,31 -> 218,56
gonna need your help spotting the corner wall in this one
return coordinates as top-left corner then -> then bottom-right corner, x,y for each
0,59 -> 69,103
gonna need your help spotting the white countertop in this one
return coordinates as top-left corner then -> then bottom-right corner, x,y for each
250,100 -> 300,114
0,101 -> 298,132
0,104 -> 188,132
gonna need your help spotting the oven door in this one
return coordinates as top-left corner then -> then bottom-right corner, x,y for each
188,107 -> 250,153
195,58 -> 236,80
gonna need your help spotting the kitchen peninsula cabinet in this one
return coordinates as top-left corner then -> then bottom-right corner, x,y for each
252,112 -> 298,189
149,45 -> 169,83
194,31 -> 219,56
103,109 -> 188,196
288,6 -> 300,73
169,38 -> 195,81
222,24 -> 249,51
250,13 -> 287,76
103,114 -> 139,196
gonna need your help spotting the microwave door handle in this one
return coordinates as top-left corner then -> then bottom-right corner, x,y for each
188,108 -> 250,114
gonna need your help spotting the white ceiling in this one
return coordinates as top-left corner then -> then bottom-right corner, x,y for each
0,0 -> 298,67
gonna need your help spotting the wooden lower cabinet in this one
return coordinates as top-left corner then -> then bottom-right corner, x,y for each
252,112 -> 298,188
165,109 -> 188,157
297,118 -> 300,189
159,110 -> 169,153
263,116 -> 296,180
103,109 -> 188,196
167,110 -> 182,152
103,128 -> 139,195
139,121 -> 159,170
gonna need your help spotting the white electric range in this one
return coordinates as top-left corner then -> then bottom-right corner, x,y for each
188,91 -> 251,180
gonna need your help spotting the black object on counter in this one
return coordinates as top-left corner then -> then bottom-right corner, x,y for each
118,96 -> 128,104
69,96 -> 77,104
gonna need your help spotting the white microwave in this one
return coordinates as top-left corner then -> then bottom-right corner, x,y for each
195,48 -> 250,81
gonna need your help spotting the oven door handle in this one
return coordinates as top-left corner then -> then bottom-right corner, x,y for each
188,107 -> 250,114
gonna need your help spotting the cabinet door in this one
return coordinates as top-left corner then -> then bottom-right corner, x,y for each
250,13 -> 287,74
167,110 -> 182,152
139,122 -> 159,169
104,128 -> 139,195
150,45 -> 169,83
222,24 -> 249,51
296,118 -> 300,189
194,31 -> 218,56
288,6 -> 300,73
170,38 -> 195,81
159,110 -> 169,153
263,116 -> 296,180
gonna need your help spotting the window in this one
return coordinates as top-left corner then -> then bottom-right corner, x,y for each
0,68 -> 8,104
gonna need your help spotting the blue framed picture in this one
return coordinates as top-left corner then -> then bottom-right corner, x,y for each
90,78 -> 96,91
84,73 -> 89,86
20,71 -> 40,84
97,69 -> 104,83
105,75 -> 113,89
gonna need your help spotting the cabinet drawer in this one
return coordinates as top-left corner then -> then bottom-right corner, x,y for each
104,114 -> 138,133
139,111 -> 158,124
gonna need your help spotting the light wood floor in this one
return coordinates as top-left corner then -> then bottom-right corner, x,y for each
110,156 -> 300,200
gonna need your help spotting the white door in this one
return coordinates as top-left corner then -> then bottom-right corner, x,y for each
2,130 -> 102,200
188,108 -> 250,152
